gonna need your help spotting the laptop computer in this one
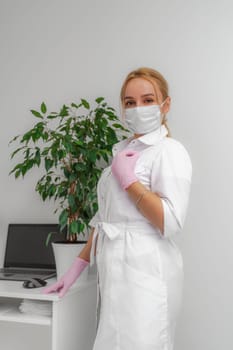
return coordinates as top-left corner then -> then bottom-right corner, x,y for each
0,223 -> 66,281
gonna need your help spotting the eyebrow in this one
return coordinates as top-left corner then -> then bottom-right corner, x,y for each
124,93 -> 155,100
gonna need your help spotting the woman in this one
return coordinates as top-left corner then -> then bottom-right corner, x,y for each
43,67 -> 192,350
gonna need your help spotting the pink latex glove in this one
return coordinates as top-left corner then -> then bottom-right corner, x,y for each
42,257 -> 89,298
111,149 -> 140,190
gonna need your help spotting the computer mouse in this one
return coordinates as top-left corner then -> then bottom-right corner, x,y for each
23,278 -> 47,289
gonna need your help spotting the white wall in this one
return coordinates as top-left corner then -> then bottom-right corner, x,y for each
0,0 -> 232,349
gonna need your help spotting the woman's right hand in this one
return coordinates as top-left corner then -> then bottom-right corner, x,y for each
111,149 -> 140,190
42,256 -> 89,298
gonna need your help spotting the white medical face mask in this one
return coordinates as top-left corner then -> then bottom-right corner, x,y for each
124,101 -> 166,134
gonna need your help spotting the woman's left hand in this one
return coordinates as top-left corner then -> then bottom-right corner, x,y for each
111,149 -> 140,190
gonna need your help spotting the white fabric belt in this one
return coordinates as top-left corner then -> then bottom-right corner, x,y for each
90,221 -> 157,267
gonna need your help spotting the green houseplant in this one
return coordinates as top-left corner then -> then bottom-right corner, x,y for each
9,97 -> 127,245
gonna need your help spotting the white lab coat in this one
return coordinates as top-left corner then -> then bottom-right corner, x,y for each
89,125 -> 192,350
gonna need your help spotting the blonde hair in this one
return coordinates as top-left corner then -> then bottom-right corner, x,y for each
120,67 -> 171,137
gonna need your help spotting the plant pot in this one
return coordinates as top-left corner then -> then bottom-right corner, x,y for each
52,241 -> 88,282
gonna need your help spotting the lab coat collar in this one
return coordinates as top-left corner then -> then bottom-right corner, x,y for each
112,125 -> 168,156
136,124 -> 168,146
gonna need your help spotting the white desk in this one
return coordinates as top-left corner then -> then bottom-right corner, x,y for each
0,276 -> 97,350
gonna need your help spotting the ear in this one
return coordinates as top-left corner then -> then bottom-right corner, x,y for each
161,96 -> 171,114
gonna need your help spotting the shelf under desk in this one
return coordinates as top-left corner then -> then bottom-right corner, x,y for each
0,276 -> 98,350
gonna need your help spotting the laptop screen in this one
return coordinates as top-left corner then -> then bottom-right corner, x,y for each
4,224 -> 66,269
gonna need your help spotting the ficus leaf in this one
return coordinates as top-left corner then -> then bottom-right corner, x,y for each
15,169 -> 21,178
60,105 -> 69,117
10,146 -> 25,159
9,135 -> 20,145
41,102 -> 47,114
78,222 -> 85,233
45,232 -> 53,246
70,221 -> 78,234
59,209 -> 68,226
34,149 -> 41,166
68,194 -> 76,208
31,110 -> 43,119
81,99 -> 90,109
47,114 -> 58,119
95,97 -> 104,104
45,158 -> 53,172
71,102 -> 82,108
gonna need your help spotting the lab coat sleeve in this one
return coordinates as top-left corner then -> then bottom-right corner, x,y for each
88,210 -> 101,228
151,139 -> 192,239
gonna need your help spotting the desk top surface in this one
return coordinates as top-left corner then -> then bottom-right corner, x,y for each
0,277 -> 97,301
